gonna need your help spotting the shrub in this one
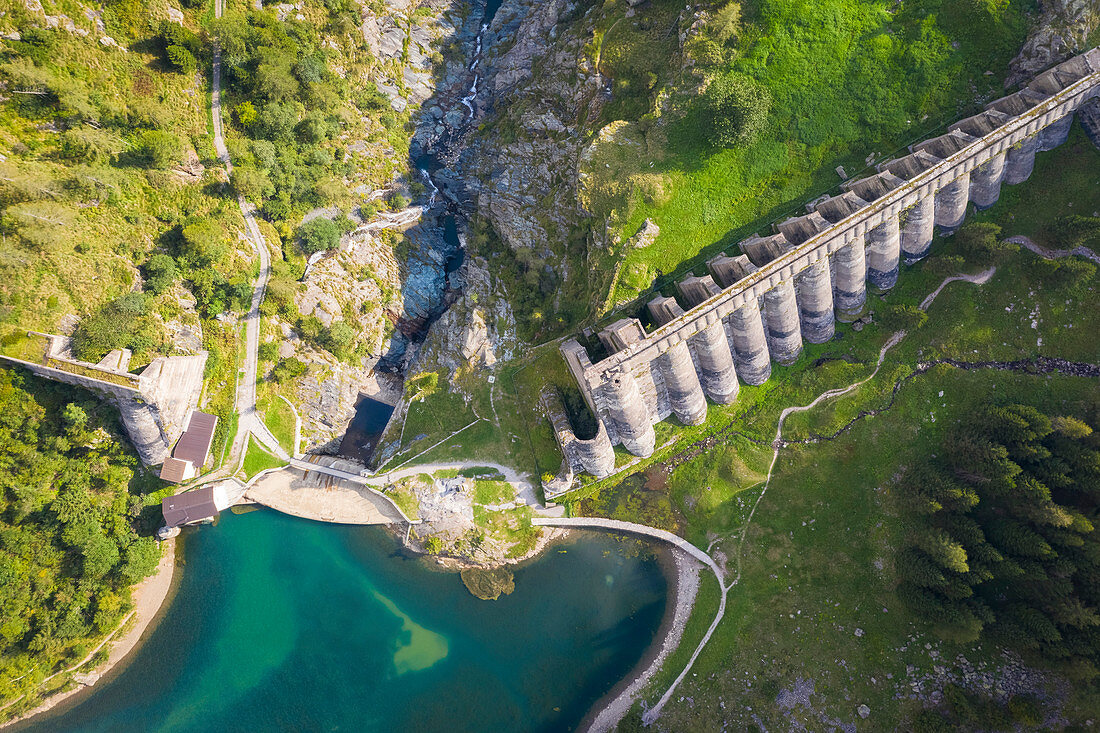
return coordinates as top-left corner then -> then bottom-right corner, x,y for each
701,73 -> 771,147
270,357 -> 308,383
59,127 -> 118,165
71,293 -> 164,361
878,304 -> 928,332
320,321 -> 355,357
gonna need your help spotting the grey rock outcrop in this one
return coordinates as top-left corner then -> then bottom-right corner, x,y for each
457,0 -> 607,303
1007,0 -> 1100,87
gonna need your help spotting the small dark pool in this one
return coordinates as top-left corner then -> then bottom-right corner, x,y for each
338,395 -> 396,464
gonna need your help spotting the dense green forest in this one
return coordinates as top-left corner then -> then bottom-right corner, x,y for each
0,369 -> 161,704
895,403 -> 1100,679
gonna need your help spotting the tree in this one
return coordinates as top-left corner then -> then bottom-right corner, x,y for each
136,130 -> 186,169
234,100 -> 258,128
701,73 -> 771,147
254,101 -> 298,142
118,538 -> 160,585
62,403 -> 89,439
1050,215 -> 1100,248
166,45 -> 197,75
297,217 -> 341,255
231,165 -> 274,202
143,253 -> 178,295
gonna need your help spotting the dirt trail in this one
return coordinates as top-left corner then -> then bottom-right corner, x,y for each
641,267 -> 998,726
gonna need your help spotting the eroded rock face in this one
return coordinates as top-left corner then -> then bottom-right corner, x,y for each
1006,0 -> 1100,87
412,256 -> 517,382
458,0 -> 607,273
362,0 -> 462,111
295,358 -> 402,454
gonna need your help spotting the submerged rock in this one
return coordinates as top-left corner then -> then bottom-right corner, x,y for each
460,567 -> 516,600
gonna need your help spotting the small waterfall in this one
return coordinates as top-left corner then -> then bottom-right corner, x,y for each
420,168 -> 439,207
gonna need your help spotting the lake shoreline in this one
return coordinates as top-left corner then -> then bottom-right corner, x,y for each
2,536 -> 182,730
579,545 -> 701,733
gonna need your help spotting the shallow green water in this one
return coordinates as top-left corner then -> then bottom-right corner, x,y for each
26,509 -> 666,733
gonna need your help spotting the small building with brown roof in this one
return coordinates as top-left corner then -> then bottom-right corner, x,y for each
161,486 -> 219,527
160,410 -> 218,482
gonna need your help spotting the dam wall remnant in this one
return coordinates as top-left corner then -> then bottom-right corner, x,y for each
559,48 -> 1100,471
0,333 -> 207,465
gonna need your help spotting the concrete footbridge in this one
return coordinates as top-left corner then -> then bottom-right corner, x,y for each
530,517 -> 722,579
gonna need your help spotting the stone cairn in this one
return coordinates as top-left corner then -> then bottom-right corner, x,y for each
557,48 -> 1100,479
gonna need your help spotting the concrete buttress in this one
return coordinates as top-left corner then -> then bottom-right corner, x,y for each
763,280 -> 803,365
600,367 -> 655,457
727,299 -> 772,385
832,237 -> 867,322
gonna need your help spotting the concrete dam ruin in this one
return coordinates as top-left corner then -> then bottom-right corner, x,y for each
0,332 -> 207,466
558,48 -> 1100,480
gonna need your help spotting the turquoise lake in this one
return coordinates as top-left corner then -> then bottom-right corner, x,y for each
23,509 -> 666,732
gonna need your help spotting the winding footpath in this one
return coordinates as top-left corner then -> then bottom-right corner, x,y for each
211,0 -> 286,463
634,267 -> 998,727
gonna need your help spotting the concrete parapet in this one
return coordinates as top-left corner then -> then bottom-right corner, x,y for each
727,298 -> 771,385
832,237 -> 866,322
795,257 -> 835,343
986,87 -> 1045,117
899,194 -> 935,263
866,216 -> 901,292
741,233 -> 791,267
879,149 -> 939,180
950,109 -> 1012,139
599,367 -> 655,457
648,295 -> 684,326
776,211 -> 829,245
599,318 -> 647,353
763,279 -> 802,364
842,170 -> 905,202
813,191 -> 868,223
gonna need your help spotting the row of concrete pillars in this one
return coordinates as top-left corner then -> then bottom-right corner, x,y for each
595,101 -> 1092,460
